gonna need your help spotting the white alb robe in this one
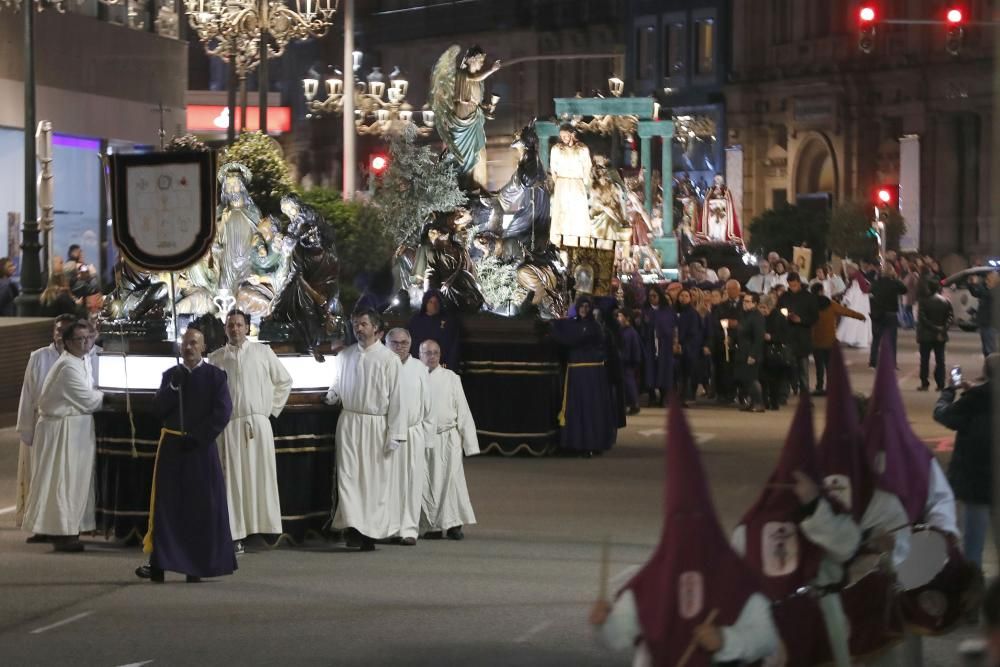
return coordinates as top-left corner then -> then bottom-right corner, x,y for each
22,352 -> 104,536
422,366 -> 479,533
209,341 -> 292,540
599,591 -> 778,666
14,344 -> 61,528
861,489 -> 911,568
326,342 -> 406,539
837,281 -> 872,348
393,356 -> 430,540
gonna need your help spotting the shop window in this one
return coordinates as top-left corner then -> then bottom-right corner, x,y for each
635,21 -> 657,81
663,20 -> 686,81
694,18 -> 715,76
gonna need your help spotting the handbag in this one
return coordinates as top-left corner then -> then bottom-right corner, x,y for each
765,342 -> 794,369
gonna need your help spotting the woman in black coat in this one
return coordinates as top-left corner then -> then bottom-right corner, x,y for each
734,292 -> 766,413
760,297 -> 791,411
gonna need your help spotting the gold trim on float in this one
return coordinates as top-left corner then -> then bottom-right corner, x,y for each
464,361 -> 560,368
480,441 -> 552,457
98,437 -> 159,446
476,429 -> 558,437
276,446 -> 335,454
462,369 -> 558,376
97,449 -> 156,458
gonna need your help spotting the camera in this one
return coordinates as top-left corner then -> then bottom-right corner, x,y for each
950,366 -> 963,386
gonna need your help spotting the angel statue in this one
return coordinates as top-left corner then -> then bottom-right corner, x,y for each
430,44 -> 502,191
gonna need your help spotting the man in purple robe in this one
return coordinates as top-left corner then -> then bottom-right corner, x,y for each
136,325 -> 236,583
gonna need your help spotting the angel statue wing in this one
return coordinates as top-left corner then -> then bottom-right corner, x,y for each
430,44 -> 462,156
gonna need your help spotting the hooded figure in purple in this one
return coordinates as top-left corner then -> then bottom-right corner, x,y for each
408,289 -> 461,370
550,295 -> 617,454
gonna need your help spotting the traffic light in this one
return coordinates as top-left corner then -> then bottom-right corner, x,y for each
945,7 -> 964,56
370,153 -> 389,176
858,5 -> 877,54
874,184 -> 899,209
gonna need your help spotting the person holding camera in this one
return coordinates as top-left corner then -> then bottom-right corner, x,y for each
934,354 -> 999,569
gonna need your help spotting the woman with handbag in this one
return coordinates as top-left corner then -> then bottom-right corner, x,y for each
761,296 -> 792,410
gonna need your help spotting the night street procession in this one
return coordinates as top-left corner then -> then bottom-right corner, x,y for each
2,1 -> 1000,665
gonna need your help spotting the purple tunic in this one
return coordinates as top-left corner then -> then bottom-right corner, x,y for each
151,362 -> 237,578
551,315 -> 616,452
641,305 -> 677,392
619,325 -> 642,407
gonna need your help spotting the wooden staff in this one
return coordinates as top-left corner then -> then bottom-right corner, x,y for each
597,536 -> 610,602
676,608 -> 719,667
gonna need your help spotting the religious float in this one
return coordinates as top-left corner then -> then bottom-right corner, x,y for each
92,45 -> 745,541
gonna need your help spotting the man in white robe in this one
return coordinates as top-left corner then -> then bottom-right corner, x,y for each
419,339 -> 479,540
22,320 -> 104,552
15,314 -> 77,536
325,309 -> 406,551
209,309 -> 292,552
386,327 -> 430,546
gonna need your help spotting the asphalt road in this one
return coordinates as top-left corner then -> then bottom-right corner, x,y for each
0,333 -> 991,666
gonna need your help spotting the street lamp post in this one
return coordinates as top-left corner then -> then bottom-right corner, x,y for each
342,0 -> 354,200
184,0 -> 336,136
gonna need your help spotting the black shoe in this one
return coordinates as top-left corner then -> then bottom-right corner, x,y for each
446,526 -> 465,541
25,534 -> 48,544
186,575 -> 202,583
917,384 -> 929,392
626,406 -> 640,416
135,564 -> 151,580
52,538 -> 84,553
400,537 -> 417,546
424,531 -> 443,540
811,389 -> 826,397
936,385 -> 944,392
359,537 -> 376,552
344,528 -> 362,548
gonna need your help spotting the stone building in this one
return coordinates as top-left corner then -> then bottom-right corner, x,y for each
727,0 -> 995,259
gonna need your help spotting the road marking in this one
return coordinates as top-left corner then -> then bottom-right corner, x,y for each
30,610 -> 94,635
514,620 -> 552,644
0,505 -> 16,515
115,661 -> 153,667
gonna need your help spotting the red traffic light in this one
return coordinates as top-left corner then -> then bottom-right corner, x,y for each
874,185 -> 898,208
370,154 -> 388,174
859,6 -> 876,23
946,8 -> 963,24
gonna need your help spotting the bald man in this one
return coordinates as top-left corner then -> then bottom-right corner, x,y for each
419,340 -> 478,540
385,327 -> 430,545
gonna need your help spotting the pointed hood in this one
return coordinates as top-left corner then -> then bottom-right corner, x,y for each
739,395 -> 825,599
816,343 -> 875,520
864,335 -> 932,523
621,396 -> 762,666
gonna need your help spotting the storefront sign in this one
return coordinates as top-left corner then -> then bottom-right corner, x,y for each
186,105 -> 292,134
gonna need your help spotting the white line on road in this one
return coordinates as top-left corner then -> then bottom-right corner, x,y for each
637,429 -> 715,445
115,661 -> 153,667
514,620 -> 553,644
0,505 -> 16,515
29,611 -> 94,635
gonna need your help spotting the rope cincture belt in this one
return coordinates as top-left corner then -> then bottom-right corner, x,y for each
141,428 -> 185,555
558,362 -> 605,427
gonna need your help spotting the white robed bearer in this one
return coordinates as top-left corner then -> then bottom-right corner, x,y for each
386,328 -> 431,546
22,320 -> 105,552
419,339 -> 479,540
209,309 -> 292,552
325,308 -> 406,551
15,314 -> 77,536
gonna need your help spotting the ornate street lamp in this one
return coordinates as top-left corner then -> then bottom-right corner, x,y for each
0,0 -> 79,315
304,64 -> 434,137
183,0 -> 337,136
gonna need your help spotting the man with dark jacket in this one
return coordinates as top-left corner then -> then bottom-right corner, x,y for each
868,264 -> 908,368
916,280 -> 954,391
934,354 -> 998,569
969,270 -> 999,357
712,279 -> 743,404
777,273 -> 819,395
